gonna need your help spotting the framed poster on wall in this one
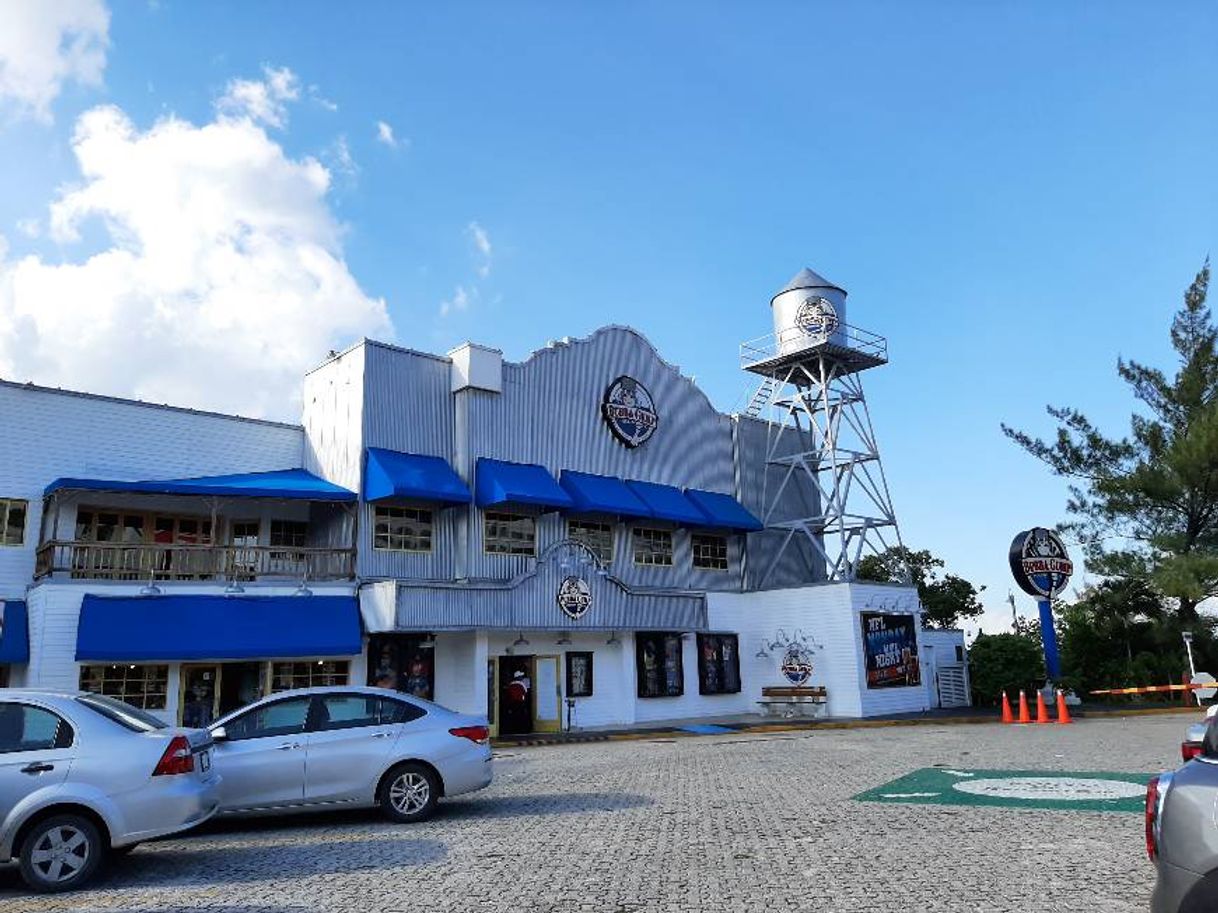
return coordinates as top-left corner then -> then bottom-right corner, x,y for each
860,613 -> 921,689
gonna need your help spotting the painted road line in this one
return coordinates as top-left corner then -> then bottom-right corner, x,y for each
854,767 -> 1152,813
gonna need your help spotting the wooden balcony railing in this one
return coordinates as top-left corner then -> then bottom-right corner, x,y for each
34,541 -> 356,582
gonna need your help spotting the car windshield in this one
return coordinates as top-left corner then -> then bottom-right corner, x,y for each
76,693 -> 168,733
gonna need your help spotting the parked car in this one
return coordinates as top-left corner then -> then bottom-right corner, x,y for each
0,690 -> 219,893
1180,705 -> 1218,763
207,686 -> 492,822
1149,716 -> 1218,912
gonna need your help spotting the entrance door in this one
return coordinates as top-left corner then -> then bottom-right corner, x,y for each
498,655 -> 534,735
532,655 -> 561,734
181,665 -> 220,728
218,662 -> 265,717
487,658 -> 500,738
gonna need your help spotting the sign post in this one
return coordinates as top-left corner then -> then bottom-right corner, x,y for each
1009,528 -> 1074,684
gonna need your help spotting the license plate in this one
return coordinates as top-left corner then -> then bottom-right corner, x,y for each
199,749 -> 211,773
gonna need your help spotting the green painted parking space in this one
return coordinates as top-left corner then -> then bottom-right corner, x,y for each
853,767 -> 1152,813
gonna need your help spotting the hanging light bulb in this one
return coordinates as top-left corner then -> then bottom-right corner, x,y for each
224,581 -> 245,596
513,632 -> 530,648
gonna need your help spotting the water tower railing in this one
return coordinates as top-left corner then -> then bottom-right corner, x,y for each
739,323 -> 888,368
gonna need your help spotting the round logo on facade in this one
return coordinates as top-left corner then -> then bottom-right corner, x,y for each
780,643 -> 814,686
795,296 -> 839,340
1009,527 -> 1073,599
557,576 -> 592,620
602,375 -> 658,449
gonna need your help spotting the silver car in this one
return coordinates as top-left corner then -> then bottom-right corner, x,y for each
208,686 -> 492,822
0,690 -> 220,893
1149,717 -> 1218,912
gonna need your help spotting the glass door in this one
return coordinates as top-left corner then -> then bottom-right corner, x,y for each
532,655 -> 561,734
180,664 -> 220,728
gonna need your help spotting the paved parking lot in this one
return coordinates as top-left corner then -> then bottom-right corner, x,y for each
1,713 -> 1181,913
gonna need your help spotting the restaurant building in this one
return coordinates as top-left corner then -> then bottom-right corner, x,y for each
0,268 -> 968,731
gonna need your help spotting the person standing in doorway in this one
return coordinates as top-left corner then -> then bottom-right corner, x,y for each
503,664 -> 532,734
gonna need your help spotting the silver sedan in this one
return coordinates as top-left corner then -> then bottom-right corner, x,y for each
0,690 -> 220,893
208,686 -> 492,822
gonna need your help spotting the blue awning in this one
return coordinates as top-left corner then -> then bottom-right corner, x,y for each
0,600 -> 29,664
625,480 -> 708,526
475,459 -> 573,511
364,448 -> 471,505
558,471 -> 653,519
46,468 -> 356,502
75,594 -> 362,662
684,489 -> 763,532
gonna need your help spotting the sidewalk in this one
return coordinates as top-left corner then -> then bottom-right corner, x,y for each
491,702 -> 1200,748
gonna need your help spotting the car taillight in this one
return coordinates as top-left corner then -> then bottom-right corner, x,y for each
1182,741 -> 1203,762
153,735 -> 195,776
1145,775 -> 1161,861
449,726 -> 489,744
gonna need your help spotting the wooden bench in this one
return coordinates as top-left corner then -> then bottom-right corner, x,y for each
758,685 -> 829,719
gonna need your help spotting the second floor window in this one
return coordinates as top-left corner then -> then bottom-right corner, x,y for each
374,505 -> 433,552
632,528 -> 673,567
0,498 -> 27,547
270,520 -> 309,549
568,519 -> 613,565
484,511 -> 535,556
692,534 -> 729,571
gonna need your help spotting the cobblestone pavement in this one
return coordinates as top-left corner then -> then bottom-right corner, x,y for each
0,714 -> 1184,913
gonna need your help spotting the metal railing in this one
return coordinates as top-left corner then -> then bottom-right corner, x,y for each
740,322 -> 888,368
34,541 -> 356,582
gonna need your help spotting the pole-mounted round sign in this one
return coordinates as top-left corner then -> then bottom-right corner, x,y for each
1009,528 -> 1073,599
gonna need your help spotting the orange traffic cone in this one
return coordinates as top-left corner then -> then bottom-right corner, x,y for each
1001,692 -> 1014,724
1017,690 -> 1031,724
1036,690 -> 1051,724
1055,689 -> 1073,725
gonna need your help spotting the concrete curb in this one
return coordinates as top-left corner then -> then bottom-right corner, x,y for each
490,704 -> 1200,749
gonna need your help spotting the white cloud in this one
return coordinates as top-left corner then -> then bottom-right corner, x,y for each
326,135 -> 358,182
14,218 -> 40,239
467,221 -> 492,278
439,285 -> 473,318
375,120 -> 398,148
308,84 -> 337,112
0,96 -> 392,420
216,65 -> 299,129
0,0 -> 109,122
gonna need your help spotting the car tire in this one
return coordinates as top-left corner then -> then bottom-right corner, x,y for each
380,762 -> 440,823
18,814 -> 104,893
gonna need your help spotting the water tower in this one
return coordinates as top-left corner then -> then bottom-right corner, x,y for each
740,267 -> 906,584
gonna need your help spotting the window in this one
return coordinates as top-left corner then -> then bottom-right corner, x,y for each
270,520 -> 309,548
636,632 -> 684,698
566,652 -> 594,697
79,664 -> 169,710
77,694 -> 168,732
568,520 -> 613,565
230,520 -> 260,579
314,694 -> 425,731
484,511 -> 535,556
269,520 -> 310,576
373,505 -> 433,553
697,634 -> 741,695
224,697 -> 311,741
231,520 -> 260,547
270,660 -> 350,693
0,703 -> 73,753
0,499 -> 27,547
367,634 -> 436,700
692,534 -> 729,571
632,528 -> 673,567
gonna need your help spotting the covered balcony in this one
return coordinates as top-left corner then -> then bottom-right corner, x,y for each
34,469 -> 358,584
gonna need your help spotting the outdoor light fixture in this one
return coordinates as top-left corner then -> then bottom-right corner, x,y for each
755,644 -> 770,659
556,631 -> 572,646
606,631 -> 620,647
224,581 -> 245,596
293,582 -> 313,597
513,632 -> 530,648
139,583 -> 162,597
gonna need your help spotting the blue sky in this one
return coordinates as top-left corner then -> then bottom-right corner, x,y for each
0,2 -> 1215,633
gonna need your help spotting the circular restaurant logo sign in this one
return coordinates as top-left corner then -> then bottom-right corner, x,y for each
795,296 -> 839,340
602,375 -> 658,449
780,643 -> 814,686
1009,527 -> 1073,599
557,576 -> 592,620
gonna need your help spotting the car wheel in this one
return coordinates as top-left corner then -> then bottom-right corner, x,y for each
18,814 -> 104,893
380,763 -> 440,823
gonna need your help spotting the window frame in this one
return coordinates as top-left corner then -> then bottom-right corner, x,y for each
691,533 -> 730,571
635,632 -> 685,698
483,511 -> 536,556
0,498 -> 28,547
372,504 -> 434,554
632,527 -> 674,567
79,663 -> 170,710
696,633 -> 742,695
0,702 -> 75,754
223,695 -> 313,742
567,519 -> 614,565
565,652 -> 595,698
309,693 -> 426,732
269,659 -> 350,693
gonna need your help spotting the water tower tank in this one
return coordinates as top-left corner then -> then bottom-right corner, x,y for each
770,268 -> 848,355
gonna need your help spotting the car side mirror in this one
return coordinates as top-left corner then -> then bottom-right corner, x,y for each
210,726 -> 228,742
